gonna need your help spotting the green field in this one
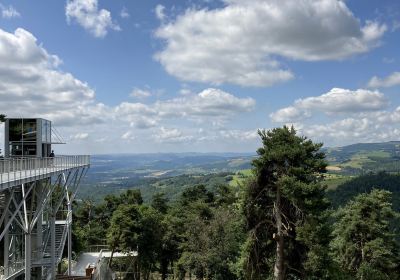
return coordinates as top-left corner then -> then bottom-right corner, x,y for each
229,169 -> 253,187
323,173 -> 352,190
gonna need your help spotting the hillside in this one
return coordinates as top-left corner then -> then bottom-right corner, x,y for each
78,142 -> 400,201
327,172 -> 400,212
325,141 -> 400,175
79,153 -> 253,201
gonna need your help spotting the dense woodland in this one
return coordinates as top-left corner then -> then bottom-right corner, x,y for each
73,127 -> 400,280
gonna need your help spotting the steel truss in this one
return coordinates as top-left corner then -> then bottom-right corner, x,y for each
0,166 -> 89,280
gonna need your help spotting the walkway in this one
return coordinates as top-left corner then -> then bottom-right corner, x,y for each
71,250 -> 138,276
0,156 -> 90,190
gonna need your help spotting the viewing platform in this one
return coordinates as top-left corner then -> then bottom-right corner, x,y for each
0,156 -> 90,190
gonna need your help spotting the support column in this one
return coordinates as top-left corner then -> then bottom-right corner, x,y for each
67,202 -> 72,276
22,183 -> 31,280
36,183 -> 44,280
50,214 -> 56,280
25,232 -> 31,280
4,201 -> 9,278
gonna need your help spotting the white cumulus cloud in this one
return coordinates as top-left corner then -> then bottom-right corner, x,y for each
271,88 -> 388,122
0,28 -> 109,126
368,72 -> 400,88
155,0 -> 386,87
154,127 -> 193,143
121,131 -> 136,140
71,132 -> 89,140
116,88 -> 255,126
301,106 -> 400,146
0,27 -> 260,153
155,4 -> 166,21
220,129 -> 259,141
130,88 -> 152,99
120,7 -> 129,19
66,0 -> 120,38
0,4 -> 20,18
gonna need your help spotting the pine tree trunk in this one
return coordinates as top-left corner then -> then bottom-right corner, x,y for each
274,186 -> 285,280
108,247 -> 115,268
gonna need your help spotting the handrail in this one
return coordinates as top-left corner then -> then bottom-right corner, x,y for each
0,156 -> 90,184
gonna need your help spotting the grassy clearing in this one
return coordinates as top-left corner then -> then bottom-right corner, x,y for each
339,153 -> 374,169
364,150 -> 391,158
324,173 -> 352,190
337,150 -> 391,169
229,169 -> 253,187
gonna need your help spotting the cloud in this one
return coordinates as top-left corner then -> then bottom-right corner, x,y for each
117,88 -> 255,126
0,4 -> 20,18
120,7 -> 130,19
155,0 -> 386,87
392,20 -> 400,32
271,88 -> 388,122
156,88 -> 255,117
66,0 -> 120,38
0,28 -> 108,126
155,4 -> 166,21
301,106 -> 400,145
153,127 -> 193,143
0,27 -> 259,153
71,132 -> 89,140
130,88 -> 152,99
130,118 -> 157,129
270,107 -> 310,123
219,129 -> 259,141
121,131 -> 136,140
368,72 -> 400,88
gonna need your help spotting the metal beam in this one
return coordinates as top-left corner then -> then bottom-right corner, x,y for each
67,200 -> 72,276
0,183 -> 34,241
3,192 -> 9,278
25,232 -> 31,280
50,214 -> 56,280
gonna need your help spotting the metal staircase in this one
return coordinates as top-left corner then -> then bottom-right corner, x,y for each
45,223 -> 66,259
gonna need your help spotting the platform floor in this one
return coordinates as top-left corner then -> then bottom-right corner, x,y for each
0,165 -> 86,190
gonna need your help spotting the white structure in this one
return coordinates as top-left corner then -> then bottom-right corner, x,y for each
0,118 -> 89,280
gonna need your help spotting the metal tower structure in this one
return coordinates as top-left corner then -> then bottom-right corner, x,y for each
0,118 -> 90,280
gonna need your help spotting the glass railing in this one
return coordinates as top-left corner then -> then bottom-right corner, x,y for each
0,156 -> 90,184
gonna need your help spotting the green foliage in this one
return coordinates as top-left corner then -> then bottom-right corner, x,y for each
174,184 -> 244,280
72,130 -> 400,279
241,126 -> 331,279
327,172 -> 400,211
151,192 -> 169,214
137,205 -> 164,278
331,189 -> 400,279
0,114 -> 5,122
107,204 -> 140,254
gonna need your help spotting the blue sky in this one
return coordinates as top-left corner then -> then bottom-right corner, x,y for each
0,0 -> 399,154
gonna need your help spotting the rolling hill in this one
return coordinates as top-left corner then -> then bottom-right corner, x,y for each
77,141 -> 400,202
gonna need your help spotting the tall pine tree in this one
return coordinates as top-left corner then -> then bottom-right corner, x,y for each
242,126 -> 331,279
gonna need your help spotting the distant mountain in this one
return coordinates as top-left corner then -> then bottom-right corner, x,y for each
79,153 -> 255,201
78,142 -> 400,201
324,141 -> 400,175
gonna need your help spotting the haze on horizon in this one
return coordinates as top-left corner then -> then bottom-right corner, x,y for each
0,0 -> 399,154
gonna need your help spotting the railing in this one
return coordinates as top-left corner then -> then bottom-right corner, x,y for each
88,244 -> 110,253
0,260 -> 25,280
92,254 -> 115,280
0,156 -> 90,184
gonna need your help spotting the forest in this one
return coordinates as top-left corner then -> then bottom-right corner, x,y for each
73,127 -> 400,280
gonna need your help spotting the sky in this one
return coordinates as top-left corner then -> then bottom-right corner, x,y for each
0,0 -> 399,154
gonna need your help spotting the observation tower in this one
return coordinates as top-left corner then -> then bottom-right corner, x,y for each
0,118 -> 90,279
